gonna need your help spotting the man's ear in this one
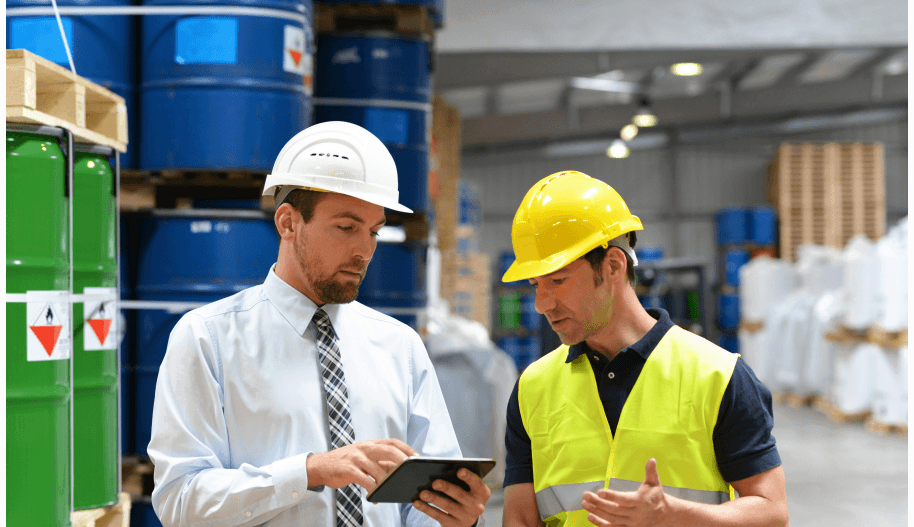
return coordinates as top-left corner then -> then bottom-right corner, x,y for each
605,247 -> 628,282
274,203 -> 299,242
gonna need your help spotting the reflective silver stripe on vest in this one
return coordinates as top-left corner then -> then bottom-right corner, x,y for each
609,478 -> 730,505
535,481 -> 604,520
536,479 -> 730,519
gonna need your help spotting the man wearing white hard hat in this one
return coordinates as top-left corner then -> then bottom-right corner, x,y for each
148,122 -> 490,527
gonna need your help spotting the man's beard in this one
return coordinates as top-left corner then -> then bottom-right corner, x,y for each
313,274 -> 362,304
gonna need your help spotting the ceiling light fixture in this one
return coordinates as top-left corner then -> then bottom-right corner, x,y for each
620,124 -> 639,141
632,97 -> 658,127
607,139 -> 630,159
671,62 -> 703,76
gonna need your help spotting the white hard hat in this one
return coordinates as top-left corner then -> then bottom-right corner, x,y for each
263,121 -> 413,213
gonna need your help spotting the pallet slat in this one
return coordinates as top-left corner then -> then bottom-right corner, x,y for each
72,492 -> 132,527
6,49 -> 127,152
317,3 -> 434,37
769,142 -> 885,261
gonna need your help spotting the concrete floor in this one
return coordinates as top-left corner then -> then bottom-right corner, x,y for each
481,403 -> 907,527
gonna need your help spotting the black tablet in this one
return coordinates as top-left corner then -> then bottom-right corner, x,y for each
366,456 -> 496,504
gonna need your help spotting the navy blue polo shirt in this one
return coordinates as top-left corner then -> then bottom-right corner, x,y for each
504,309 -> 781,487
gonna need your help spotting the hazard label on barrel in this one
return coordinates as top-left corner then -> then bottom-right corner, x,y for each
284,24 -> 312,94
83,287 -> 117,350
26,290 -> 71,361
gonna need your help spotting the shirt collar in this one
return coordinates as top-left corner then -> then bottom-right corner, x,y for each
566,308 -> 674,363
263,264 -> 342,336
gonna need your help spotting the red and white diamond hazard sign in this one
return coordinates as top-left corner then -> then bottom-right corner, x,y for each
27,290 -> 71,361
83,287 -> 117,350
284,24 -> 313,94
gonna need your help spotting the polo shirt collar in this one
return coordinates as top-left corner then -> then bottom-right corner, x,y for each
566,308 -> 674,363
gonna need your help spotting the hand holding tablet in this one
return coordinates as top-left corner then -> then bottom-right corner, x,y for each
366,456 -> 496,504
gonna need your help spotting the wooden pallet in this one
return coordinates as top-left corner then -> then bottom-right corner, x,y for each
813,397 -> 871,424
121,456 -> 155,497
824,325 -> 908,348
7,49 -> 127,152
865,417 -> 908,437
866,327 -> 908,348
317,3 -> 435,38
768,142 -> 885,261
72,492 -> 132,527
774,391 -> 817,409
739,320 -> 765,334
119,170 -> 269,211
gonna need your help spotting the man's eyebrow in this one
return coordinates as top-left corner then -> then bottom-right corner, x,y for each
332,211 -> 386,227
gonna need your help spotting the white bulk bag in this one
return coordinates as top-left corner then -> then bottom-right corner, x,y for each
842,236 -> 879,330
831,342 -> 878,415
801,291 -> 845,397
875,221 -> 908,332
871,346 -> 907,426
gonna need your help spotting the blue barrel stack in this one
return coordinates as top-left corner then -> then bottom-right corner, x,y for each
714,206 -> 778,353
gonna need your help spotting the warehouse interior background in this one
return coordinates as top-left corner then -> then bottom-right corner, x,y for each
2,0 -> 910,525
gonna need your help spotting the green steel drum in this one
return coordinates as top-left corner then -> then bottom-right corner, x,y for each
72,151 -> 118,509
6,131 -> 72,526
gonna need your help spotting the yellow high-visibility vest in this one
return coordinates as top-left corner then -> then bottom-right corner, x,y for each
518,325 -> 738,527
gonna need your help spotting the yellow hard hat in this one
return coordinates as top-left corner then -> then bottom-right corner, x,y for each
502,171 -> 643,282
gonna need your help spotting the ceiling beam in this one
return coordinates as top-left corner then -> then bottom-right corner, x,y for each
459,73 -> 907,147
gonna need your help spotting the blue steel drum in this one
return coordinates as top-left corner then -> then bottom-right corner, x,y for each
119,213 -> 140,454
497,336 -> 524,371
498,251 -> 523,287
6,0 -> 139,167
133,210 -> 279,454
715,207 -> 748,246
636,247 -> 665,263
131,501 -> 164,527
314,33 -> 430,213
717,333 -> 739,354
522,337 -> 541,366
723,248 -> 750,288
140,0 -> 312,171
359,241 -> 426,311
718,293 -> 740,332
748,206 -> 777,246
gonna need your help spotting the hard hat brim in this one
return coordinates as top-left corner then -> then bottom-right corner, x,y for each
264,174 -> 413,213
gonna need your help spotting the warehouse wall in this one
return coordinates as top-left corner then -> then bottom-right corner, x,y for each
462,117 -> 907,280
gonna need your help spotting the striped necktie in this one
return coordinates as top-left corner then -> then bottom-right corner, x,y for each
313,308 -> 363,527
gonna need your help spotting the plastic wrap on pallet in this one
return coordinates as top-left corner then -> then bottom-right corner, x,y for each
842,236 -> 879,330
801,291 -> 845,397
424,303 -> 517,488
771,292 -> 816,394
796,244 -> 844,296
875,218 -> 908,332
831,342 -> 878,415
738,329 -> 763,376
740,256 -> 799,322
872,346 -> 907,426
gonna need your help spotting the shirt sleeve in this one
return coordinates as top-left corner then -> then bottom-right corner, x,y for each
503,379 -> 534,487
149,313 -> 324,527
713,357 -> 783,483
401,330 -> 463,527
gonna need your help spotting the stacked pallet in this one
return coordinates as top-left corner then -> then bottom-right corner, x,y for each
768,142 -> 885,260
6,49 -> 127,152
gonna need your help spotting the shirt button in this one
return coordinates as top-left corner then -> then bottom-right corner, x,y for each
246,512 -> 252,518
593,355 -> 600,361
293,492 -> 299,499
608,372 -> 615,379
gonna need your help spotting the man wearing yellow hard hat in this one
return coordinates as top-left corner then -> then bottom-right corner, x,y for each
500,171 -> 788,527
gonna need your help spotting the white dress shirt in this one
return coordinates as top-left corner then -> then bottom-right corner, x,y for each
148,266 -> 462,527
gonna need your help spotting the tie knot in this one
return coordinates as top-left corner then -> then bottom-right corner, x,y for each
313,308 -> 334,333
